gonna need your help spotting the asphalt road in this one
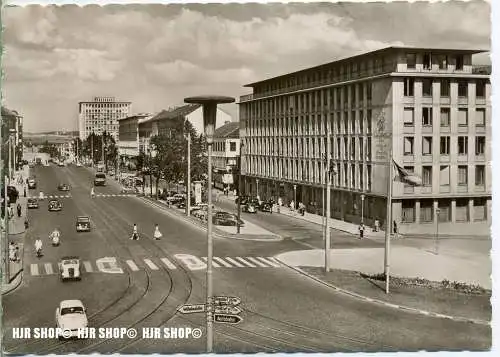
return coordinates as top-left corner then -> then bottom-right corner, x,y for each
2,163 -> 491,353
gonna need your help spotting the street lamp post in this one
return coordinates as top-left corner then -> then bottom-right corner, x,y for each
435,208 -> 441,255
185,122 -> 192,217
361,194 -> 365,224
256,179 -> 259,198
293,184 -> 297,210
184,95 -> 235,353
237,143 -> 244,234
150,145 -> 157,198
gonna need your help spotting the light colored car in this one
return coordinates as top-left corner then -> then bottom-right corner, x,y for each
76,162 -> 82,167
55,299 -> 88,339
58,256 -> 82,281
76,216 -> 91,232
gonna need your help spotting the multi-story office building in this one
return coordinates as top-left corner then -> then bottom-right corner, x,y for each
239,46 -> 491,235
78,96 -> 131,141
117,113 -> 154,165
213,122 -> 240,191
1,106 -> 23,171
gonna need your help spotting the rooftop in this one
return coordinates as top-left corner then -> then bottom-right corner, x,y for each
145,104 -> 201,123
244,46 -> 489,87
215,122 -> 240,139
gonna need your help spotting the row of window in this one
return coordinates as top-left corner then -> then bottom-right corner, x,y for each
403,78 -> 487,97
401,198 -> 488,224
213,141 -> 238,152
403,165 -> 486,187
403,135 -> 486,156
406,52 -> 465,71
403,107 -> 486,127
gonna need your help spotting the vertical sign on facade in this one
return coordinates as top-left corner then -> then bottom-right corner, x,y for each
374,109 -> 391,161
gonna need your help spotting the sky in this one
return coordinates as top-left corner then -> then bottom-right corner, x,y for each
2,1 -> 491,132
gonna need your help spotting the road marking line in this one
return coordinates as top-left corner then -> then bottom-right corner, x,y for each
256,257 -> 281,267
160,258 -> 177,270
83,261 -> 93,272
246,257 -> 268,267
202,257 -> 221,268
235,257 -> 257,267
225,257 -> 245,267
30,264 -> 39,276
144,259 -> 159,270
126,260 -> 139,271
213,257 -> 233,267
44,263 -> 54,275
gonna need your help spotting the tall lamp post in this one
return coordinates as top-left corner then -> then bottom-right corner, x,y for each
435,208 -> 441,255
3,128 -> 17,284
360,194 -> 365,224
237,143 -> 244,234
184,95 -> 235,353
184,120 -> 192,217
293,184 -> 297,210
150,144 -> 157,198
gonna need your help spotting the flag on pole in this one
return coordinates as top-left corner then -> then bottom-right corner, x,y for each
393,160 -> 422,186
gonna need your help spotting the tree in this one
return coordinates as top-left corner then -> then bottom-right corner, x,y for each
39,140 -> 59,158
73,137 -> 83,161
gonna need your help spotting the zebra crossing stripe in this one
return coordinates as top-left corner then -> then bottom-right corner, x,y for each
44,263 -> 54,275
144,259 -> 159,270
83,261 -> 93,273
224,257 -> 245,267
31,264 -> 39,276
202,257 -> 221,268
246,257 -> 268,267
126,260 -> 139,271
257,257 -> 281,267
213,257 -> 233,267
235,257 -> 257,267
161,258 -> 176,269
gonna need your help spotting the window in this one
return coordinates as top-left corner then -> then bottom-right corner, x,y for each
440,108 -> 450,127
475,136 -> 485,155
423,53 -> 432,70
230,142 -> 237,151
456,199 -> 469,222
422,79 -> 432,97
456,55 -> 464,70
440,165 -> 450,186
402,201 -> 415,223
422,107 -> 432,126
440,79 -> 450,97
440,136 -> 450,155
420,199 -> 434,222
437,54 -> 448,70
422,137 -> 432,156
406,53 -> 416,69
458,166 -> 468,185
360,138 -> 364,160
475,109 -> 485,127
366,83 -> 372,101
473,198 -> 486,221
366,137 -> 372,159
422,166 -> 432,186
475,165 -> 485,185
404,108 -> 414,127
404,78 -> 414,96
404,137 -> 414,155
458,136 -> 468,155
350,139 -> 355,160
476,80 -> 486,98
367,164 -> 372,190
458,109 -> 468,127
458,81 -> 468,97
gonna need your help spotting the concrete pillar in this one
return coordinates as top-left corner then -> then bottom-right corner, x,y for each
468,198 -> 474,222
340,190 -> 345,220
415,200 -> 421,223
487,198 -> 492,225
451,199 -> 457,223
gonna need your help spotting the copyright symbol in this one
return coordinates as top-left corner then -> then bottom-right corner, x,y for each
126,328 -> 137,339
192,328 -> 202,339
62,329 -> 72,339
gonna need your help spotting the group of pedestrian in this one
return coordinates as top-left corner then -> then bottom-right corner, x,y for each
9,241 -> 20,262
130,223 -> 163,240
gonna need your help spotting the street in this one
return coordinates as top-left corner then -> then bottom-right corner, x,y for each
1,163 -> 490,353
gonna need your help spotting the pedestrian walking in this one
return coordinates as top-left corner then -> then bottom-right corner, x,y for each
131,223 -> 139,240
23,186 -> 27,198
393,220 -> 399,239
17,203 -> 22,217
8,204 -> 14,219
359,223 -> 365,239
374,218 -> 380,232
290,200 -> 295,212
153,224 -> 162,240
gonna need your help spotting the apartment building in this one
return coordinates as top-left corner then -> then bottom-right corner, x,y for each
78,96 -> 131,141
239,47 -> 491,235
213,121 -> 241,191
1,106 -> 23,171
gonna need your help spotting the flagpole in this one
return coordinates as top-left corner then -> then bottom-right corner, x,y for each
384,153 -> 393,294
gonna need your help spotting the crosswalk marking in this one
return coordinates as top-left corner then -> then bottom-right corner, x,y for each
161,258 -> 176,270
202,257 -> 221,268
31,264 -> 39,276
29,256 -> 282,277
225,257 -> 245,267
144,259 -> 159,270
246,257 -> 268,268
44,263 -> 54,275
213,257 -> 233,268
126,260 -> 139,271
83,261 -> 93,273
235,257 -> 257,267
256,257 -> 281,267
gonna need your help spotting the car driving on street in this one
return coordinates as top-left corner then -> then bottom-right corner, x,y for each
48,199 -> 62,212
94,173 -> 106,186
242,203 -> 258,213
55,300 -> 88,339
27,177 -> 37,189
58,256 -> 82,281
58,183 -> 70,191
27,198 -> 39,209
76,216 -> 91,232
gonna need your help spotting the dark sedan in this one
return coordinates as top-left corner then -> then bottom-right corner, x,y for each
48,199 -> 63,212
27,198 -> 39,209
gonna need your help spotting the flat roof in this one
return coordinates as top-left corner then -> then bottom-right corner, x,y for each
244,46 -> 489,87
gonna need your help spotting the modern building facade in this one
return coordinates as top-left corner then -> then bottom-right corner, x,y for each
117,113 -> 154,162
239,47 -> 491,235
213,122 -> 241,191
1,106 -> 23,171
78,96 -> 131,141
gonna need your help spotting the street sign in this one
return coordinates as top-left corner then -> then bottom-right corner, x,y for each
178,304 -> 206,314
214,306 -> 242,315
213,314 -> 242,324
213,296 -> 241,306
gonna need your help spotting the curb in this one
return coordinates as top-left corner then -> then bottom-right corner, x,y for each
274,256 -> 490,326
140,197 -> 282,242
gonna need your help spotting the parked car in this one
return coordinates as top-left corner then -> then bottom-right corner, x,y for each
213,211 -> 244,226
260,202 -> 272,212
76,216 -> 91,232
55,300 -> 88,339
58,256 -> 82,281
235,195 -> 249,205
27,198 -> 39,209
242,203 -> 258,213
48,199 -> 63,212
